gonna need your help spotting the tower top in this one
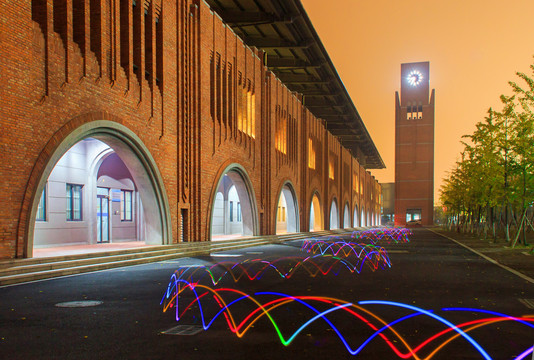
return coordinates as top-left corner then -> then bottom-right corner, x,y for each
400,61 -> 430,106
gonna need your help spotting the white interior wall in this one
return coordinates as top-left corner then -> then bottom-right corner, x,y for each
34,139 -> 140,247
353,206 -> 359,227
330,200 -> 339,230
276,191 -> 288,234
343,203 -> 350,228
228,186 -> 243,234
211,192 -> 225,235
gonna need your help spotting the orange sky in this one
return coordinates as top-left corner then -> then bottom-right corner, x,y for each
301,0 -> 534,204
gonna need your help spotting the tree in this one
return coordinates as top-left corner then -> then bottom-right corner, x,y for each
440,58 -> 534,246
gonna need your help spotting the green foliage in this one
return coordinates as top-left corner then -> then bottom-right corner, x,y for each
440,58 -> 534,245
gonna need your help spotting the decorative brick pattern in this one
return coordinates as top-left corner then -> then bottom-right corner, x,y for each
0,0 -> 381,258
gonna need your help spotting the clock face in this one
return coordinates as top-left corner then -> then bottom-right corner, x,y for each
407,70 -> 423,87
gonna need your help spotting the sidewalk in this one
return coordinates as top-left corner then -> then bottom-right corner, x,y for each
430,226 -> 534,281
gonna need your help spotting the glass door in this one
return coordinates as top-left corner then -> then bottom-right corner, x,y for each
97,187 -> 110,243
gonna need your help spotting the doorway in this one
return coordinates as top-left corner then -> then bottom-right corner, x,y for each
96,187 -> 110,243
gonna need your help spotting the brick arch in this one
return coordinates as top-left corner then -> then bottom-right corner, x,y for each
207,162 -> 259,239
273,179 -> 300,234
342,201 -> 351,228
329,196 -> 339,230
353,203 -> 360,227
308,189 -> 324,231
17,114 -> 172,258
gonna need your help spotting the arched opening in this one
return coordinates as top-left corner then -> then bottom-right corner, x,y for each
276,183 -> 299,234
29,122 -> 171,258
343,202 -> 350,228
361,207 -> 366,227
210,166 -> 258,240
211,192 -> 225,235
329,198 -> 339,230
353,204 -> 359,227
309,193 -> 323,231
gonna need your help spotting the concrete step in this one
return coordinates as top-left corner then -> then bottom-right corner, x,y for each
1,247 -> 193,276
0,243 -> 207,269
0,238 -> 274,286
0,251 -> 205,286
0,230 -> 356,286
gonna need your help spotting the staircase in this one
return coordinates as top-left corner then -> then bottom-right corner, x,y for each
0,229 -> 350,286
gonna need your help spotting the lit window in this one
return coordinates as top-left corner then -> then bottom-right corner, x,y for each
66,184 -> 83,221
237,85 -> 244,132
308,138 -> 315,169
353,174 -> 358,194
275,109 -> 287,154
251,93 -> 256,138
329,162 -> 335,180
237,202 -> 241,222
277,206 -> 287,222
36,186 -> 46,221
237,82 -> 255,138
121,190 -> 133,221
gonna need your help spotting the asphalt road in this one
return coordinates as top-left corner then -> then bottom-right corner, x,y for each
1,228 -> 533,360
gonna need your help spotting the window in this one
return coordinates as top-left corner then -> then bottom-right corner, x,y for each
237,202 -> 241,222
407,104 -> 422,120
36,186 -> 46,221
308,138 -> 315,169
406,208 -> 422,222
329,161 -> 335,180
237,80 -> 255,138
121,190 -> 133,221
277,206 -> 286,222
66,184 -> 83,221
229,201 -> 234,222
275,107 -> 287,154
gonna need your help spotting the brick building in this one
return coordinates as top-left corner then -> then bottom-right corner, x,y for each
0,0 -> 384,259
394,62 -> 435,226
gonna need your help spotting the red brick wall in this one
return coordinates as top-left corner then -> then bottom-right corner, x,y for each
0,0 -> 382,258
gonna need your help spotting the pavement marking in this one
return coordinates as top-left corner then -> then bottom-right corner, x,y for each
210,253 -> 243,257
518,298 -> 534,310
428,228 -> 534,284
387,250 -> 409,254
246,251 -> 264,254
161,324 -> 203,336
55,300 -> 103,308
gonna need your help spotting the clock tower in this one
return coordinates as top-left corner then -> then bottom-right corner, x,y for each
394,62 -> 435,226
